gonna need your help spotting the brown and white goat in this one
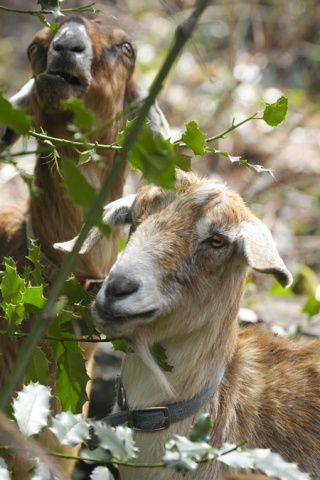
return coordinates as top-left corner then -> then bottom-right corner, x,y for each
0,15 -> 167,478
57,171 -> 320,479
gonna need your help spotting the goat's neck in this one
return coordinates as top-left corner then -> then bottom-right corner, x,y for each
29,111 -> 125,278
121,283 -> 244,409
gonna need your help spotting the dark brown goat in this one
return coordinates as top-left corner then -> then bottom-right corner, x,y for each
0,16 -> 168,478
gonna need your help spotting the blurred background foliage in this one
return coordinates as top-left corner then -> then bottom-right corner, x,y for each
0,0 -> 320,329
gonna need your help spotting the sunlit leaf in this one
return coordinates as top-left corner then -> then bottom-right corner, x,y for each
89,420 -> 137,461
29,458 -> 55,480
163,450 -> 198,471
302,293 -> 320,318
13,382 -> 51,437
0,458 -> 11,480
90,466 -> 115,480
181,121 -> 207,156
49,411 -> 89,446
249,448 -> 311,480
262,96 -> 288,127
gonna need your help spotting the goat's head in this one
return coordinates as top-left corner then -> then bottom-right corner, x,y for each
55,171 -> 292,343
1,16 -> 169,152
29,17 -> 136,136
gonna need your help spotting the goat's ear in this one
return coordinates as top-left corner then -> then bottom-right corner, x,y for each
0,79 -> 34,153
124,81 -> 170,138
239,220 -> 292,288
54,194 -> 136,254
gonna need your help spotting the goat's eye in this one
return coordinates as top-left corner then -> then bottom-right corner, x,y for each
121,42 -> 134,58
209,235 -> 226,249
28,43 -> 38,59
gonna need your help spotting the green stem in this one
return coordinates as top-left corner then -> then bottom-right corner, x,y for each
0,4 -> 97,15
30,131 -> 121,151
206,112 -> 261,143
0,0 -> 211,412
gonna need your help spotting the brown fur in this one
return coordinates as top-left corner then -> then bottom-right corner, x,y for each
85,172 -> 320,479
0,16 -> 160,478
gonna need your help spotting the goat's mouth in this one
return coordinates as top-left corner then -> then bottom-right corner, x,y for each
47,70 -> 83,87
92,301 -> 158,331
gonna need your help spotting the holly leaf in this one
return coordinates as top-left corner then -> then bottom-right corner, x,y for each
181,121 -> 207,156
150,342 -> 173,372
302,293 -> 320,318
25,347 -> 50,386
123,122 -> 178,189
89,421 -> 137,461
0,91 -> 31,135
163,450 -> 198,471
189,414 -> 212,442
262,96 -> 288,127
55,345 -> 90,413
26,240 -> 46,286
49,411 -> 89,447
90,466 -> 115,480
13,382 -> 51,437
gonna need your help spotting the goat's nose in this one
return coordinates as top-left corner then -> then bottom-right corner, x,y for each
105,276 -> 140,299
53,30 -> 87,54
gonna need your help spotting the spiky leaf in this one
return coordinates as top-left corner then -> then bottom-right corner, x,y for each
181,121 -> 207,156
49,411 -> 89,447
89,421 -> 137,461
13,382 -> 51,437
90,467 -> 115,480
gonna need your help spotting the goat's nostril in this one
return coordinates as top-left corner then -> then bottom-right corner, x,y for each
53,41 -> 86,54
106,278 -> 140,299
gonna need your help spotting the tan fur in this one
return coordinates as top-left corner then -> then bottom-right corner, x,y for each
0,16 -> 150,478
90,172 -> 320,479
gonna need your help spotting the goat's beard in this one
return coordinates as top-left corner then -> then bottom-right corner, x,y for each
33,73 -> 89,111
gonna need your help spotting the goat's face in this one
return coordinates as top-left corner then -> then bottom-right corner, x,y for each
28,16 -> 136,114
86,172 -> 292,343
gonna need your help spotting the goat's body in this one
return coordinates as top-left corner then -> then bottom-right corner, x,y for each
72,171 -> 319,479
118,325 -> 320,480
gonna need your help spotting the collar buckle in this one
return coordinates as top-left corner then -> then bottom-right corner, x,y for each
128,407 -> 171,431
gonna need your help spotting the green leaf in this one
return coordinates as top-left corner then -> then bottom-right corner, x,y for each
0,261 -> 26,303
90,466 -> 115,480
216,443 -> 254,469
25,347 -> 50,386
262,96 -> 288,127
189,414 -> 212,442
55,345 -> 90,413
123,122 -> 177,189
269,278 -> 294,297
37,0 -> 64,20
0,91 -> 32,135
61,157 -> 97,210
62,275 -> 96,336
49,411 -> 89,447
26,240 -> 46,286
166,435 -> 213,460
150,342 -> 173,372
181,121 -> 207,156
12,382 -> 51,437
23,285 -> 47,313
110,338 -> 129,353
90,421 -> 137,461
302,293 -> 320,318
63,98 -> 95,132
